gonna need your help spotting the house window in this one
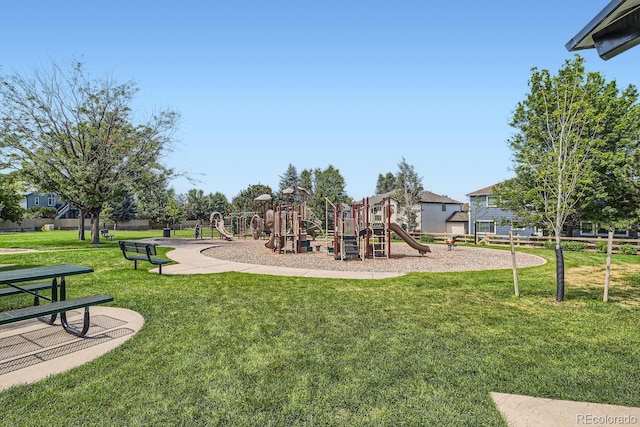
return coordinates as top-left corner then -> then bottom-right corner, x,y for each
34,197 -> 40,206
476,220 -> 495,234
441,204 -> 446,212
487,196 -> 499,207
580,222 -> 595,235
47,194 -> 55,206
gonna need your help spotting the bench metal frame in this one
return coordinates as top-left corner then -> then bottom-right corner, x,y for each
119,241 -> 170,274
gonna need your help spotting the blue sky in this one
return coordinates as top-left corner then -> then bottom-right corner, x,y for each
2,1 -> 639,204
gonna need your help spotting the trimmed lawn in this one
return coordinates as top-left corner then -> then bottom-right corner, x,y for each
0,231 -> 639,426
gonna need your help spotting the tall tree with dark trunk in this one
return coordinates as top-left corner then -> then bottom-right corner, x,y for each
0,60 -> 178,243
495,55 -> 637,301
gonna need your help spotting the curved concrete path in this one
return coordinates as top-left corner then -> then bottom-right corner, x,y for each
158,243 -> 403,279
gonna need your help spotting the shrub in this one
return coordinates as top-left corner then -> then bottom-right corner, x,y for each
619,243 -> 638,256
563,241 -> 588,252
596,240 -> 608,253
420,234 -> 434,243
24,206 -> 58,219
543,240 -> 587,251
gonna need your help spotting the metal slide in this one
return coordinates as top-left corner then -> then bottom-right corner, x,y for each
389,222 -> 431,255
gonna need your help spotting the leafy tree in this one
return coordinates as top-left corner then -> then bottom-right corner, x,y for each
579,83 -> 640,230
165,197 -> 186,230
210,192 -> 230,216
495,55 -> 629,302
0,60 -> 178,243
375,172 -> 396,194
394,157 -> 423,231
185,189 -> 211,220
136,185 -> 177,228
231,184 -> 273,214
303,165 -> 351,219
299,169 -> 313,196
0,174 -> 24,223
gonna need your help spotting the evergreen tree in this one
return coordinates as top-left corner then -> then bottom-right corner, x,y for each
278,164 -> 301,204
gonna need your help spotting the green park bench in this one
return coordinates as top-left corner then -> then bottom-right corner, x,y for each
118,240 -> 170,274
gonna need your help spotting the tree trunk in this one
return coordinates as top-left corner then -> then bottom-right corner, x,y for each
77,209 -> 87,241
89,208 -> 102,244
555,246 -> 565,302
509,231 -> 520,297
604,230 -> 614,302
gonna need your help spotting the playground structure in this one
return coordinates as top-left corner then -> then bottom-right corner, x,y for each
328,197 -> 431,261
264,189 -> 323,254
209,212 -> 233,241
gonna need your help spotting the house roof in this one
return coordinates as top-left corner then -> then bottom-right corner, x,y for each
446,211 -> 469,222
367,190 -> 462,205
565,0 -> 640,60
419,191 -> 462,204
466,185 -> 495,196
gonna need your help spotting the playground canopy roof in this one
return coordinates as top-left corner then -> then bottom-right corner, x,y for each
566,0 -> 640,60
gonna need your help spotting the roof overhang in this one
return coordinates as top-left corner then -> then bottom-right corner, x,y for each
566,0 -> 640,60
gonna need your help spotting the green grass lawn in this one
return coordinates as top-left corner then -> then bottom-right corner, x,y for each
0,231 -> 639,426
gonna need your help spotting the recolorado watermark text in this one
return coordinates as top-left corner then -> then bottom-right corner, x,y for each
576,414 -> 638,425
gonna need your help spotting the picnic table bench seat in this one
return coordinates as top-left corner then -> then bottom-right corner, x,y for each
0,294 -> 114,337
0,282 -> 52,297
119,240 -> 170,274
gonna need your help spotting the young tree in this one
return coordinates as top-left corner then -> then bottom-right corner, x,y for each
495,55 -> 624,302
395,157 -> 423,231
165,197 -> 186,231
375,172 -> 396,195
0,60 -> 178,243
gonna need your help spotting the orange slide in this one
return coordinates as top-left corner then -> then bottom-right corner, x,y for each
389,222 -> 431,255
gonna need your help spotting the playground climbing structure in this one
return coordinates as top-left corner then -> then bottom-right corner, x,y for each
329,197 -> 431,260
264,193 -> 323,254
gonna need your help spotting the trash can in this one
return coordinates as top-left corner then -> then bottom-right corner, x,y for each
163,228 -> 171,237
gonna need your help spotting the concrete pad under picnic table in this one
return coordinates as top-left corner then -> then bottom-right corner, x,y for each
0,306 -> 143,391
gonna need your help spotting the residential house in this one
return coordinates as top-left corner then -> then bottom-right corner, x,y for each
21,192 -> 79,219
367,190 -> 467,234
417,191 -> 466,234
467,185 -> 537,236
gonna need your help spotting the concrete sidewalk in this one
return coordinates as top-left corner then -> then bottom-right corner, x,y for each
491,392 -> 640,426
